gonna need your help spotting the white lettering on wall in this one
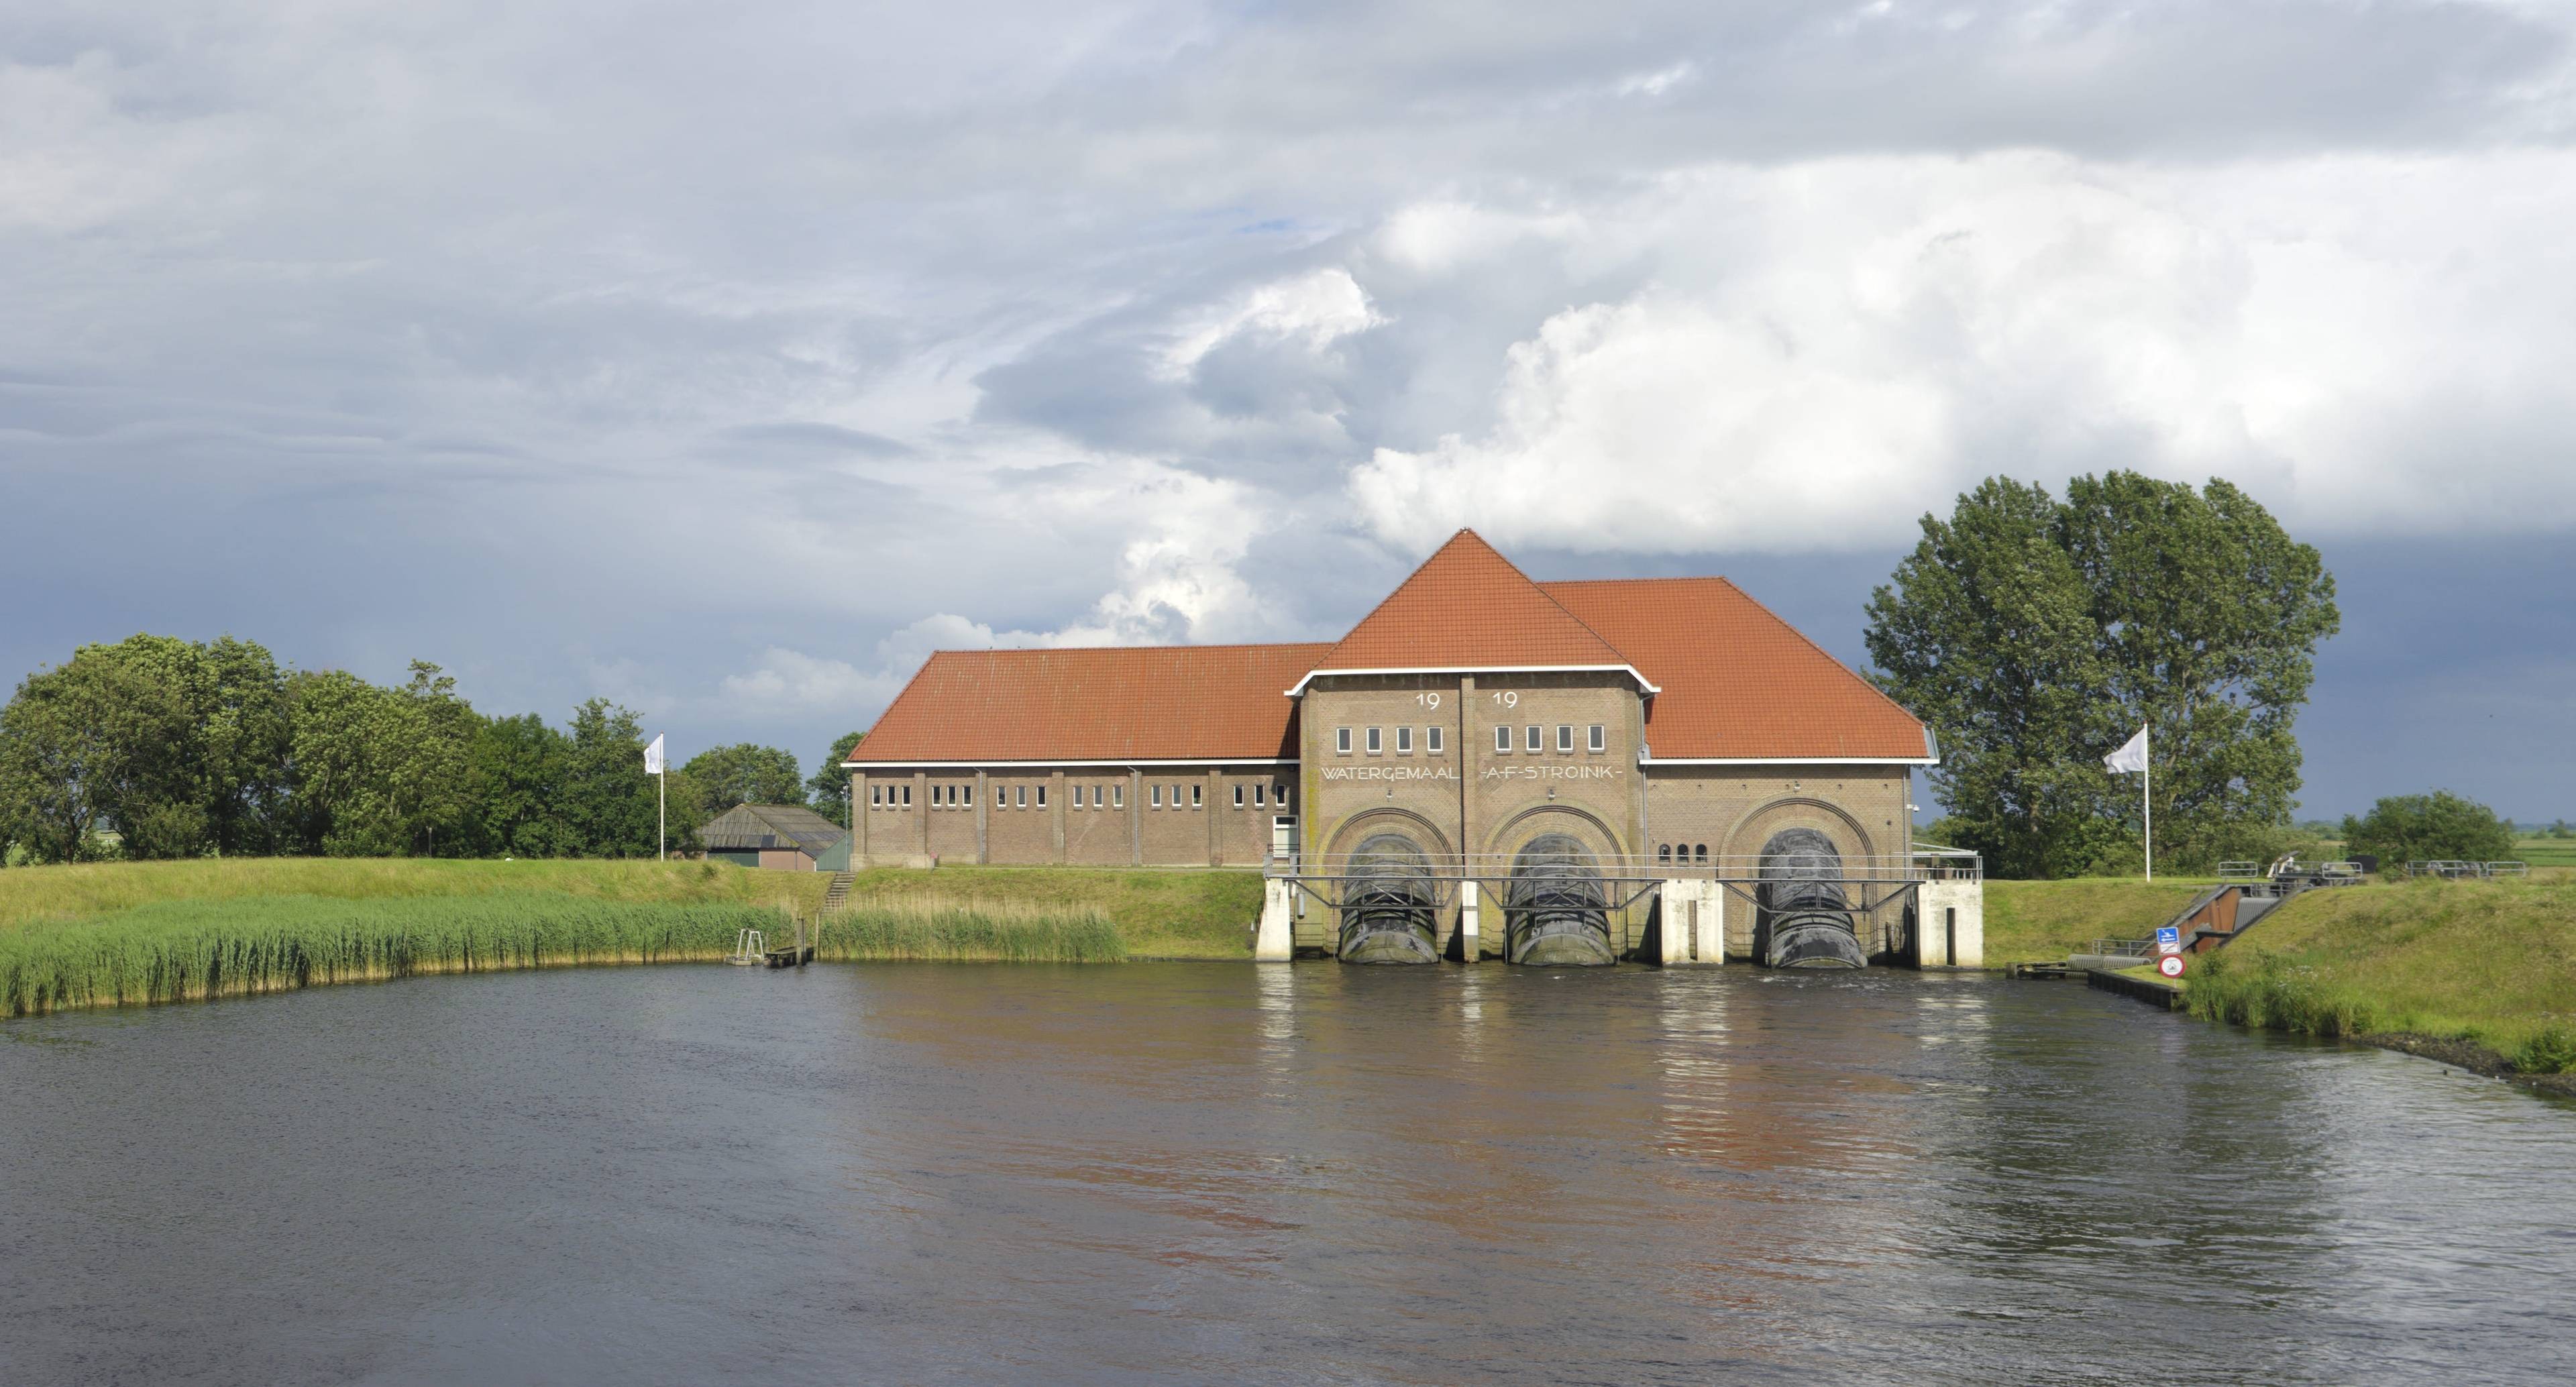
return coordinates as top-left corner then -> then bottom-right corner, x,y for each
1479,765 -> 1624,782
1320,765 -> 1462,783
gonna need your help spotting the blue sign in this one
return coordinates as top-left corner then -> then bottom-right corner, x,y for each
2155,925 -> 2182,953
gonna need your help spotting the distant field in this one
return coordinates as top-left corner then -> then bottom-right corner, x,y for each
2512,839 -> 2576,869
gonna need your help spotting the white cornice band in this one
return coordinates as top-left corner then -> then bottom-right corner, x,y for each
1283,664 -> 1661,697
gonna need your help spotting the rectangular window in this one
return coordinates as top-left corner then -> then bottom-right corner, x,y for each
1112,784 -> 1124,809
996,785 -> 1006,808
1152,785 -> 1163,808
1072,786 -> 1084,810
870,785 -> 881,807
1253,783 -> 1266,806
1396,726 -> 1413,754
1279,785 -> 1293,810
902,785 -> 912,806
1336,727 -> 1352,755
1495,724 -> 1512,753
1428,726 -> 1444,755
1191,785 -> 1202,808
1366,726 -> 1383,755
1525,724 -> 1542,753
1556,724 -> 1573,753
1233,784 -> 1244,808
1589,724 -> 1606,753
1016,785 -> 1026,809
1036,785 -> 1047,809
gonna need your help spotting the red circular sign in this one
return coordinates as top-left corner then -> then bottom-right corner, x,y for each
2159,954 -> 2186,979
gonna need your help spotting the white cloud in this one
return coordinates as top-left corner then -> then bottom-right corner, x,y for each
1159,268 -> 1385,379
1350,150 -> 2576,555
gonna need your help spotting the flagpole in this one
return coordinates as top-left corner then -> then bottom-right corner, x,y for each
2143,725 -> 2152,882
658,765 -> 667,862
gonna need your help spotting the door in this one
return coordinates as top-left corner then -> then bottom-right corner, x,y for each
1271,815 -> 1298,865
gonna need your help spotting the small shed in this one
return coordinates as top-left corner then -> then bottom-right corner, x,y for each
699,803 -> 848,871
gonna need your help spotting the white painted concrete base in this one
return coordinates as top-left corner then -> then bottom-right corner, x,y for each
1915,880 -> 1984,968
1254,878 -> 1295,962
1458,881 -> 1481,963
1658,879 -> 1725,965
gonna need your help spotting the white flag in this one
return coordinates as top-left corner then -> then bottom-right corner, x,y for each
643,733 -> 666,775
2103,725 -> 2147,774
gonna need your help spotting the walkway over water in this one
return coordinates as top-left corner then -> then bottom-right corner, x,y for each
6,965 -> 2572,1385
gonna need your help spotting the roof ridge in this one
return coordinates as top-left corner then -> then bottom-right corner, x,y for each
925,640 -> 1334,658
1320,529 -> 1634,671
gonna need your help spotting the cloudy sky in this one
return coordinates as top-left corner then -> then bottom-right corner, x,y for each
6,0 -> 2574,820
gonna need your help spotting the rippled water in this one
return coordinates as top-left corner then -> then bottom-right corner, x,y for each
5,964 -> 2572,1385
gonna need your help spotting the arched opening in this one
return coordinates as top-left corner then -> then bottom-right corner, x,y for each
1756,828 -> 1865,969
1504,832 -> 1615,966
1339,832 -> 1440,964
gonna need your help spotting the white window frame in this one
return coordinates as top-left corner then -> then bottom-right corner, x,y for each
1365,726 -> 1383,755
1036,784 -> 1047,809
1152,784 -> 1163,808
1233,784 -> 1244,808
1253,783 -> 1266,806
1336,727 -> 1352,755
1112,784 -> 1124,809
1556,724 -> 1573,753
1395,726 -> 1413,755
1589,724 -> 1606,753
1428,726 -> 1444,755
1525,724 -> 1542,753
1015,785 -> 1026,809
1191,784 -> 1203,808
1495,724 -> 1512,753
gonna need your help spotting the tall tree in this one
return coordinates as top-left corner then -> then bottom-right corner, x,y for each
463,713 -> 577,857
2341,792 -> 2515,867
682,742 -> 805,812
0,655 -> 193,863
557,699 -> 657,858
809,730 -> 867,825
1867,473 -> 2338,877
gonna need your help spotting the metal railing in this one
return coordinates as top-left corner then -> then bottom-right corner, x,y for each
2408,860 -> 2529,879
1265,848 -> 1980,884
2090,937 -> 2153,959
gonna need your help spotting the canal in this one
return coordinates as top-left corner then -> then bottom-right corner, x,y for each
5,964 -> 2571,1384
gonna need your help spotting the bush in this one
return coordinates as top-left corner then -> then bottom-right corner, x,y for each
2341,791 -> 2515,867
2514,1025 -> 2576,1075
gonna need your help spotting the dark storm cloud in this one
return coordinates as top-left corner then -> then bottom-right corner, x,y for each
3,0 -> 2573,809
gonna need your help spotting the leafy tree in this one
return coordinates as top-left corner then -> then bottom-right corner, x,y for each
682,742 -> 804,812
1867,473 -> 2338,878
809,730 -> 867,825
463,713 -> 578,857
2341,792 -> 2515,867
557,699 -> 657,858
0,654 -> 192,863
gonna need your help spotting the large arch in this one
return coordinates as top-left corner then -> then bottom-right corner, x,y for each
1503,832 -> 1616,966
1339,832 -> 1442,964
1755,827 -> 1864,968
1719,795 -> 1890,959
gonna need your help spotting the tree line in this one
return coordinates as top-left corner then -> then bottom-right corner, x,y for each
0,634 -> 860,865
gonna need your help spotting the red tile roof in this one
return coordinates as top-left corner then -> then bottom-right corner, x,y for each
1307,529 -> 1633,682
845,531 -> 1929,767
847,643 -> 1328,764
1541,577 -> 1929,761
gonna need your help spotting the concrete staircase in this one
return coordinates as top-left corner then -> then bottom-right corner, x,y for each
821,871 -> 855,912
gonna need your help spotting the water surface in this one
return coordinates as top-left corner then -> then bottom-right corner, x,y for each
5,964 -> 2571,1384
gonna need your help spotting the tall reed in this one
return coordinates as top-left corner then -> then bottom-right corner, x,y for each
2182,951 -> 2383,1038
3,893 -> 782,1017
818,895 -> 1126,962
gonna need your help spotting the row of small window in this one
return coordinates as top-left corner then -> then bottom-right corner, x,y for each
868,781 -> 1295,812
1660,843 -> 1711,865
1332,724 -> 1609,755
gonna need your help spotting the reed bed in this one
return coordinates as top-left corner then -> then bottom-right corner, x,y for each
818,895 -> 1126,962
3,893 -> 782,1017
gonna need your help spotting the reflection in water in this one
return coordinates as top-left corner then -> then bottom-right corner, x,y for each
4,965 -> 2573,1386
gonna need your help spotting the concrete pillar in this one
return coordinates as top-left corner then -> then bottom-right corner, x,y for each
1255,877 -> 1294,962
1458,879 -> 1481,963
1658,879 -> 1723,966
1915,880 -> 1984,968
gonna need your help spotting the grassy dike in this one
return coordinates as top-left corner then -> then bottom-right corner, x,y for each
2180,877 -> 2576,1083
1,859 -> 1260,1018
1980,878 -> 2214,966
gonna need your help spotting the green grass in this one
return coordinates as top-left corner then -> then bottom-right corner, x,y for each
2182,877 -> 2576,1070
2,893 -> 785,1017
0,858 -> 1246,1016
2510,839 -> 2576,869
825,865 -> 1258,959
0,857 -> 832,934
1981,878 -> 2215,966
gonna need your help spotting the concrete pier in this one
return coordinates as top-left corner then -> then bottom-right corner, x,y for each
1914,881 -> 1984,968
1658,879 -> 1724,965
1255,878 -> 1295,961
1457,880 -> 1481,963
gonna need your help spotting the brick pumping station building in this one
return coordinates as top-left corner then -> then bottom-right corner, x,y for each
845,531 -> 1982,969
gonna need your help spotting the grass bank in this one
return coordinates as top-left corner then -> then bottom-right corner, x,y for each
2180,877 -> 2576,1079
0,858 -> 1246,1016
1982,878 -> 2214,966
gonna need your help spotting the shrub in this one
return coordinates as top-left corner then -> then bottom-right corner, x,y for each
2514,1025 -> 2576,1075
2341,791 -> 2515,867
